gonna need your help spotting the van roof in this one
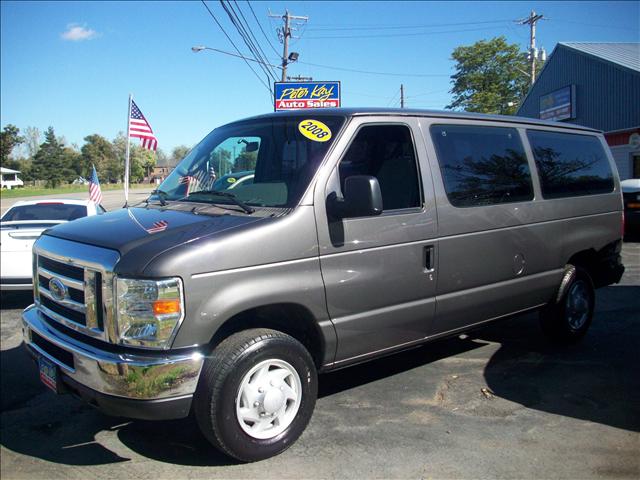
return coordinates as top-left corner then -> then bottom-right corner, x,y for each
242,108 -> 600,133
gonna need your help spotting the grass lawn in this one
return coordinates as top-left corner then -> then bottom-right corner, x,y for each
1,183 -> 149,199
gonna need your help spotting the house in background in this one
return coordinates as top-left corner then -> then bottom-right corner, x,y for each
0,167 -> 24,189
149,166 -> 173,184
517,42 -> 640,180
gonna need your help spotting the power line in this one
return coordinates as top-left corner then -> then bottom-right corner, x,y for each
306,19 -> 512,31
404,88 -> 450,99
200,0 -> 272,95
386,88 -> 401,107
298,60 -> 449,78
303,25 -> 504,40
220,0 -> 278,82
230,0 -> 277,79
246,0 -> 281,56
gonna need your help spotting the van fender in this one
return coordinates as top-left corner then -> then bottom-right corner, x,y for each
555,265 -> 576,303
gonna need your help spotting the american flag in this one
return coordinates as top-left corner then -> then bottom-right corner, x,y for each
146,220 -> 168,234
179,175 -> 198,195
129,100 -> 158,151
89,164 -> 103,205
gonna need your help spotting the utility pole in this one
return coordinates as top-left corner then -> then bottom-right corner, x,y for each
400,84 -> 405,108
518,10 -> 545,85
269,10 -> 308,82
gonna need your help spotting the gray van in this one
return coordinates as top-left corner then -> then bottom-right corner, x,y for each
22,109 -> 624,461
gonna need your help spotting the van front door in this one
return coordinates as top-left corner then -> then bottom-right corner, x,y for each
314,119 -> 437,367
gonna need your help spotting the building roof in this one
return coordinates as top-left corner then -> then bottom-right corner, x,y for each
559,42 -> 640,72
0,167 -> 21,174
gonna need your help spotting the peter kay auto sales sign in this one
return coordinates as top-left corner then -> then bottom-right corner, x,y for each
274,81 -> 341,111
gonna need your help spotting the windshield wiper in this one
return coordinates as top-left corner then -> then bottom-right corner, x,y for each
148,189 -> 169,206
183,190 -> 255,214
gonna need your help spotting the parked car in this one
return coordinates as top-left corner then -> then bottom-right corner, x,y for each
621,178 -> 640,236
22,109 -> 624,462
1,199 -> 104,290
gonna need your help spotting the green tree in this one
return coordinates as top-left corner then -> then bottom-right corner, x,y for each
139,149 -> 157,180
1,124 -> 24,166
234,151 -> 257,172
447,36 -> 529,115
113,133 -> 157,183
83,134 -> 119,182
31,127 -> 67,187
170,145 -> 191,166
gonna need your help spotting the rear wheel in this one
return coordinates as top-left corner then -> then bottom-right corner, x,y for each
540,267 -> 595,343
194,328 -> 317,462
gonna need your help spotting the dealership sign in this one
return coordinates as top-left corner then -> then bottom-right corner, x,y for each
274,81 -> 341,111
539,85 -> 576,121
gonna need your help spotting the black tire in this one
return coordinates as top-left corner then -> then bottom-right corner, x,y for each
194,328 -> 317,462
539,267 -> 595,344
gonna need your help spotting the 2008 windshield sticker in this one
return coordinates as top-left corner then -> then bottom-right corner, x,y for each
298,119 -> 332,142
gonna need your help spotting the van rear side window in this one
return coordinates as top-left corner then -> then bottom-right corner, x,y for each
527,130 -> 614,198
430,125 -> 533,207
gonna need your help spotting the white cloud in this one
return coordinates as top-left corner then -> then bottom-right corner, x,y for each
61,24 -> 99,41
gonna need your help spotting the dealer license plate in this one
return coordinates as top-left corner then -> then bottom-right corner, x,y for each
38,355 -> 59,393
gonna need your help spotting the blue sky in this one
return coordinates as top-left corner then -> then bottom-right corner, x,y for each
1,1 -> 639,154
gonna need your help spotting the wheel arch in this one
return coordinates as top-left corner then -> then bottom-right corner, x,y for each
207,303 -> 330,369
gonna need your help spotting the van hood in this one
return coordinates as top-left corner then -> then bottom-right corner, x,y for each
44,206 -> 269,271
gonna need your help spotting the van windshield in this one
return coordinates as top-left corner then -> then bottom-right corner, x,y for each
154,115 -> 345,209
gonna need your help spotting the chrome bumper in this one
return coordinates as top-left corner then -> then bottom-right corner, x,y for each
22,305 -> 204,401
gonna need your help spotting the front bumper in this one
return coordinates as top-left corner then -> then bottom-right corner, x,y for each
1,277 -> 33,291
1,250 -> 33,290
22,305 -> 204,420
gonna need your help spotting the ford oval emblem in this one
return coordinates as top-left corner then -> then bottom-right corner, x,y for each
48,277 -> 67,302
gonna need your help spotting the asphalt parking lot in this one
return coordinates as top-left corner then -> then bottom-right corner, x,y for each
1,242 -> 638,479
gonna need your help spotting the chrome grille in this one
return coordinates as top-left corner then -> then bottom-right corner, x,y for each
33,236 -> 120,343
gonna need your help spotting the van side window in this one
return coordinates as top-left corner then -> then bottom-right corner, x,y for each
527,130 -> 614,198
430,125 -> 533,207
339,125 -> 421,211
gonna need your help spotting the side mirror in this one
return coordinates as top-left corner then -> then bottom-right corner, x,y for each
327,175 -> 383,219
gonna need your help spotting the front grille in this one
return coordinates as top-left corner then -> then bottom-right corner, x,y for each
38,274 -> 84,303
33,237 -> 119,344
39,256 -> 84,281
41,296 -> 87,326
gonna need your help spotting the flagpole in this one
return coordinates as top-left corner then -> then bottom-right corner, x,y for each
124,93 -> 132,207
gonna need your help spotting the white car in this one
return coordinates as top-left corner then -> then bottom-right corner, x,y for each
0,199 -> 105,290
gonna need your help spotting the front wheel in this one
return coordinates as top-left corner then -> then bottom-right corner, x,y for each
194,328 -> 317,462
540,267 -> 595,344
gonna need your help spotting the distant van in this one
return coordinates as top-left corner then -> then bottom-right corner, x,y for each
23,109 -> 625,462
0,167 -> 24,189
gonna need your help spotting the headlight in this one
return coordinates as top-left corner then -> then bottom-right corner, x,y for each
116,277 -> 184,349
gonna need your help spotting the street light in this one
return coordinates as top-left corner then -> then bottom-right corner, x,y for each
191,45 -> 281,69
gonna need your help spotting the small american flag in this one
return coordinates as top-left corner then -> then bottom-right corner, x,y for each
146,220 -> 168,234
179,175 -> 198,195
89,164 -> 103,205
129,100 -> 158,151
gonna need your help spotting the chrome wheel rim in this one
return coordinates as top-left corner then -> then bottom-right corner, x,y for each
235,359 -> 302,440
566,281 -> 590,331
